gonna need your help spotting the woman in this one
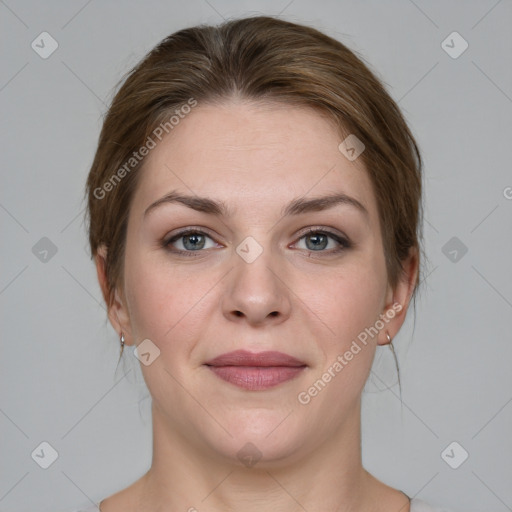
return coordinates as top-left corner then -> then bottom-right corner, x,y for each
77,15 -> 452,512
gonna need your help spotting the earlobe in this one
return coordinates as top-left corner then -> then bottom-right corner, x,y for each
94,244 -> 133,344
108,282 -> 133,345
376,303 -> 402,346
378,246 -> 419,346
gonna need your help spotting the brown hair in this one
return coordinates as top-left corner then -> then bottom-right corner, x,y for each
85,15 -> 423,309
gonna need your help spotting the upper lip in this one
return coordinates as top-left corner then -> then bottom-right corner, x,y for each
204,350 -> 306,367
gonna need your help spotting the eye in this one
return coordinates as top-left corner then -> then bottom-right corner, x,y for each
294,229 -> 350,253
165,229 -> 218,252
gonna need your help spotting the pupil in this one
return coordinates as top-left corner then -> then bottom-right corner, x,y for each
184,234 -> 205,250
306,234 -> 327,250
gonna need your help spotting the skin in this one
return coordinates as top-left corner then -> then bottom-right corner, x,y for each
95,99 -> 418,512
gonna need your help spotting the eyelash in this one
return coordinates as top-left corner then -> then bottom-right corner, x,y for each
297,227 -> 351,253
162,228 -> 219,257
162,227 -> 351,257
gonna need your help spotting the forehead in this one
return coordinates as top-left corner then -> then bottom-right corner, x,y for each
131,100 -> 377,221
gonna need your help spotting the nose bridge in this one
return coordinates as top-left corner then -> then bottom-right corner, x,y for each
222,239 -> 291,325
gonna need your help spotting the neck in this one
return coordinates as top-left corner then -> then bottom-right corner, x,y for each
137,398 -> 378,512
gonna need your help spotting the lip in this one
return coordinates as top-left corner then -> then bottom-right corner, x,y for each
204,350 -> 307,390
205,350 -> 306,367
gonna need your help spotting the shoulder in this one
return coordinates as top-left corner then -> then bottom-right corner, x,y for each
410,498 -> 454,512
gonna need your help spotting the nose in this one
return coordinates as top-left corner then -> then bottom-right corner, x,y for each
222,249 -> 292,327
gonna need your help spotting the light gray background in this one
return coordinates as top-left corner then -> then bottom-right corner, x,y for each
1,1 -> 511,511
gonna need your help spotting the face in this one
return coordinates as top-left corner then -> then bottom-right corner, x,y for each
105,100 -> 414,466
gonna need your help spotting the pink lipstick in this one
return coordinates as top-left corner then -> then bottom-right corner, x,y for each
204,350 -> 306,390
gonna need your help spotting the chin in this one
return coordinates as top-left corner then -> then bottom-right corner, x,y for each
201,409 -> 308,468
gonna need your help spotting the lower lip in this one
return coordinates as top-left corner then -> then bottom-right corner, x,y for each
206,366 -> 306,390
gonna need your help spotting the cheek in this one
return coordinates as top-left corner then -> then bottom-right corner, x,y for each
295,266 -> 386,416
125,272 -> 175,340
123,251 -> 217,353
308,258 -> 387,343
338,273 -> 383,330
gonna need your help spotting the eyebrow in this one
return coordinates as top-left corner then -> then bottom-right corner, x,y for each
143,191 -> 369,219
283,193 -> 368,218
144,191 -> 230,218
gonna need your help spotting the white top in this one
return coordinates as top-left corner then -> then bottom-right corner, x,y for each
73,497 -> 453,511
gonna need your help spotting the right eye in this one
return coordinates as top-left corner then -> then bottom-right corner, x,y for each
164,229 -> 220,255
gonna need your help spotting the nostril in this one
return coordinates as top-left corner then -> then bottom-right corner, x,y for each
269,311 -> 279,317
234,310 -> 243,317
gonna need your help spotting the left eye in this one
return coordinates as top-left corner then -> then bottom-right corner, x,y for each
295,231 -> 346,251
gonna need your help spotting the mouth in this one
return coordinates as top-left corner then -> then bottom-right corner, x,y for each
204,350 -> 307,391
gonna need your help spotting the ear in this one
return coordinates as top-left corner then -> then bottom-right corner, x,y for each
95,244 -> 133,345
377,246 -> 419,346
